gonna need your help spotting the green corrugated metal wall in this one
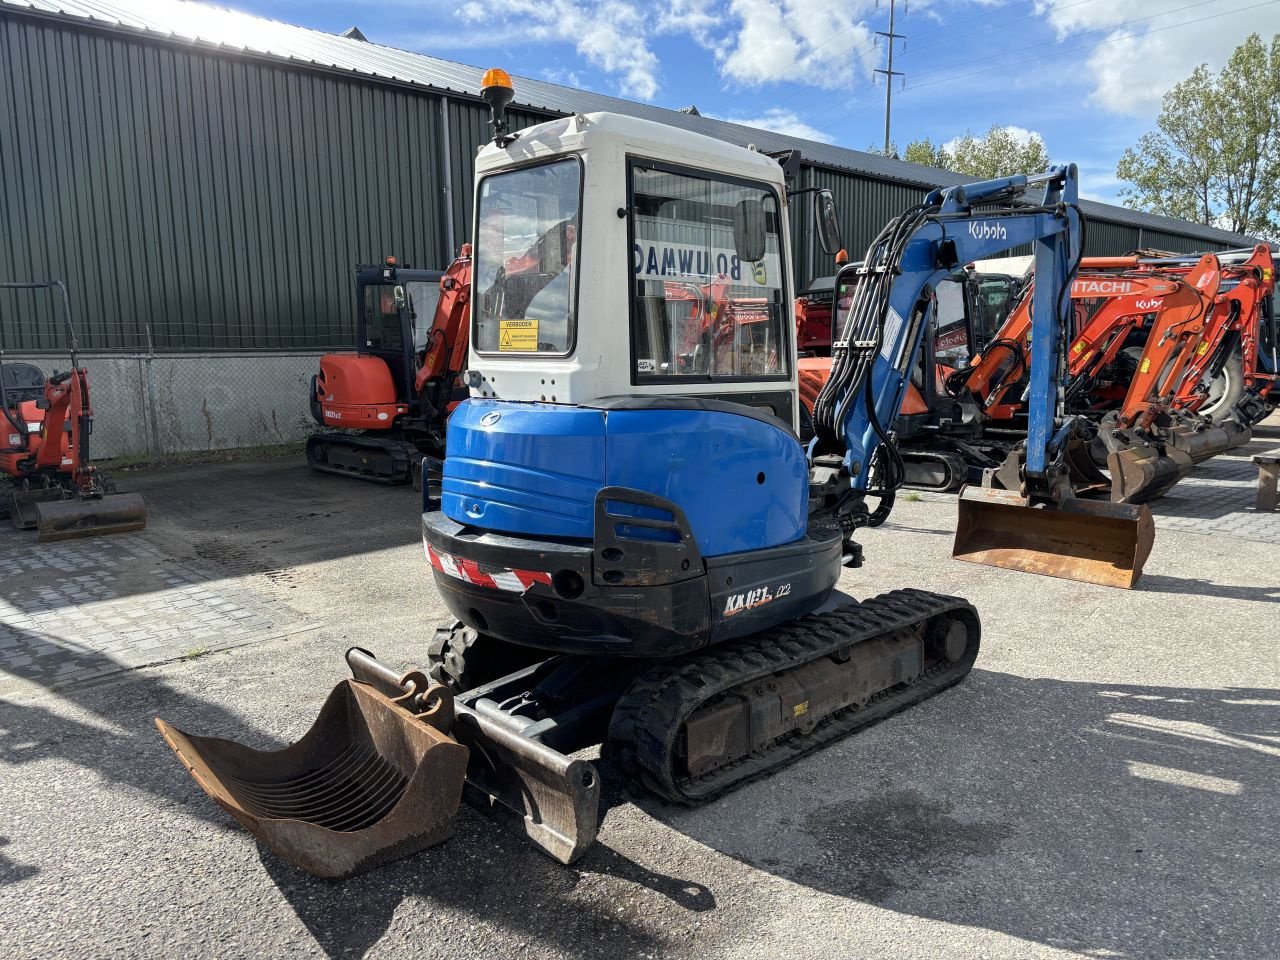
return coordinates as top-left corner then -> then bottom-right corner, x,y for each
1,14 -> 451,351
0,10 -> 1245,352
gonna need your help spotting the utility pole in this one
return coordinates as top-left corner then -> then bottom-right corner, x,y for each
875,0 -> 905,156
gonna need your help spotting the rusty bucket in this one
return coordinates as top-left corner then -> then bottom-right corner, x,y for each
1166,422 -> 1232,464
156,678 -> 469,879
13,488 -> 148,541
953,486 -> 1156,589
1106,445 -> 1193,504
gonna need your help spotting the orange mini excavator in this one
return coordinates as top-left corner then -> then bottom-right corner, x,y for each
950,258 -> 1222,502
1170,244 -> 1275,427
306,250 -> 472,485
0,281 -> 146,541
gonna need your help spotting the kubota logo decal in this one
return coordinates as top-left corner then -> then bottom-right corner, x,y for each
724,582 -> 791,617
967,221 -> 1007,241
1134,298 -> 1162,310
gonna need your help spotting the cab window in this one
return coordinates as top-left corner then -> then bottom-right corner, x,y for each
630,163 -> 788,382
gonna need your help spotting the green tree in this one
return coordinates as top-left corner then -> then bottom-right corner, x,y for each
903,137 -> 946,168
901,126 -> 1050,178
1116,33 -> 1280,237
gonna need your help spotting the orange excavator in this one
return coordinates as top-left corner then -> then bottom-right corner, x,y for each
1167,244 -> 1275,426
0,281 -> 147,541
949,257 -> 1223,502
306,250 -> 472,485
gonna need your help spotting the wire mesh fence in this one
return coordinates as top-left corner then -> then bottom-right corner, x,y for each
2,348 -> 323,459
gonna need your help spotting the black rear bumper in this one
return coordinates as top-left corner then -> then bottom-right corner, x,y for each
421,504 -> 841,659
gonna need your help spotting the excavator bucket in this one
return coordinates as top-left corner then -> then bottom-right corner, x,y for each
30,492 -> 147,542
1165,422 -> 1232,464
156,649 -> 601,876
155,678 -> 469,879
1106,445 -> 1193,504
953,486 -> 1155,589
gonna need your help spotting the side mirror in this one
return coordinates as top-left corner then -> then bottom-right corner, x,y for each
814,189 -> 842,257
393,285 -> 407,310
733,198 -> 767,263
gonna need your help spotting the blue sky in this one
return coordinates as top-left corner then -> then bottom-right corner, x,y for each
234,0 -> 1279,204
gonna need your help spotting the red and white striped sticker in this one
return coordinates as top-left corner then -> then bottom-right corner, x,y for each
424,539 -> 552,593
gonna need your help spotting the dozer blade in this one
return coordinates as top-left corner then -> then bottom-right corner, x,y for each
1106,445 -> 1193,504
33,492 -> 147,542
451,704 -> 600,865
953,486 -> 1155,589
155,679 -> 469,879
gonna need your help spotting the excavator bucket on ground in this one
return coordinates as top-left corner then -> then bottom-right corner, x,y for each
21,491 -> 148,542
953,486 -> 1155,589
1106,445 -> 1193,504
156,672 -> 469,879
156,648 -> 599,878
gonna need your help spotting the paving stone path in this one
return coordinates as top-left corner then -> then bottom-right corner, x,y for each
0,530 -> 303,695
1149,441 -> 1280,544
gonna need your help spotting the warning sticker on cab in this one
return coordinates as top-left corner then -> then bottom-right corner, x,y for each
498,319 -> 538,351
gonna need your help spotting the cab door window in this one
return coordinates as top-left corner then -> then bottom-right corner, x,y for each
630,163 -> 788,382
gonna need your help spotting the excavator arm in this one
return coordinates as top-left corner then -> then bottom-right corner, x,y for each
1173,244 -> 1274,419
812,167 -> 1083,509
415,246 -> 473,398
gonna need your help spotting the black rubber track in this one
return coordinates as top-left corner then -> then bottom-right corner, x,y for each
607,589 -> 980,804
304,434 -> 417,485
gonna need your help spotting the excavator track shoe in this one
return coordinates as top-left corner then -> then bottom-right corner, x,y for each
155,678 -> 469,879
953,486 -> 1154,588
30,492 -> 147,541
608,589 -> 979,804
1105,445 -> 1192,504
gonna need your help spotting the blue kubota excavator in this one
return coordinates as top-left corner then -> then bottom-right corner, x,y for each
156,71 -> 1154,878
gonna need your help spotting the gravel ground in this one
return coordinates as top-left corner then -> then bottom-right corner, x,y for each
1,425 -> 1277,960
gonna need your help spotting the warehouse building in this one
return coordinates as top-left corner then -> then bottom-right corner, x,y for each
0,0 -> 1256,455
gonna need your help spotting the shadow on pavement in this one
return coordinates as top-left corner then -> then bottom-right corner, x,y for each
635,670 -> 1278,960
258,811 -> 703,959
1138,573 -> 1280,602
0,628 -> 287,832
0,836 -> 38,887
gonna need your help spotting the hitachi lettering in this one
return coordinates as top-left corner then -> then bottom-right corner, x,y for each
635,243 -> 741,280
967,221 -> 1008,241
1073,279 -> 1133,296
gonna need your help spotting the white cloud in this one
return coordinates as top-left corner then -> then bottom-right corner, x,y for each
706,107 -> 836,142
1034,0 -> 1280,115
717,0 -> 880,90
440,0 -> 886,99
453,0 -> 661,99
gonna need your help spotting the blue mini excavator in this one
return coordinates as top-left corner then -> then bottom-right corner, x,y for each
157,72 -> 1153,878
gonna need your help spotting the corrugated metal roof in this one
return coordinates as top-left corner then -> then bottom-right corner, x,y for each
1,0 -> 1254,246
